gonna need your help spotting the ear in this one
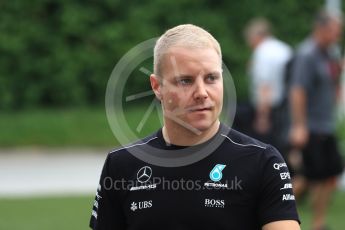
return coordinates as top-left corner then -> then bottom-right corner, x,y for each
150,74 -> 162,100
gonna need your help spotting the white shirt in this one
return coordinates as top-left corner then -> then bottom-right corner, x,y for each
250,37 -> 292,107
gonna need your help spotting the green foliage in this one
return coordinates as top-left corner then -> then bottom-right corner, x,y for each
0,0 -> 332,109
0,108 -> 115,147
0,107 -> 163,147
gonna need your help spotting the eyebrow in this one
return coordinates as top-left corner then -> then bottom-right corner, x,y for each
174,71 -> 221,79
174,75 -> 193,79
205,71 -> 221,76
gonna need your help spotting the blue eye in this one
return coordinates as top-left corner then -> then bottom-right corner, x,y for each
206,74 -> 218,82
178,78 -> 192,85
208,75 -> 215,80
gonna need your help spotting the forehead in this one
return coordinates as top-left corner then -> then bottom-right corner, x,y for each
161,46 -> 222,76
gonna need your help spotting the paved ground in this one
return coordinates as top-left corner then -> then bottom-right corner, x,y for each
0,148 -> 107,198
0,148 -> 344,198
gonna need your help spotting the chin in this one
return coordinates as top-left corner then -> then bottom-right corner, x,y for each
187,119 -> 218,133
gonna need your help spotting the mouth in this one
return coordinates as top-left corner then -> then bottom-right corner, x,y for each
191,108 -> 211,112
187,105 -> 214,112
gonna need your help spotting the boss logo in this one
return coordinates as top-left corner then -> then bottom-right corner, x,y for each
204,199 -> 225,208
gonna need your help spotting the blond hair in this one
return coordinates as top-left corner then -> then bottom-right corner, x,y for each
153,24 -> 222,77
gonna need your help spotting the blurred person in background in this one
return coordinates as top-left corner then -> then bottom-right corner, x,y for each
244,18 -> 292,155
289,9 -> 344,230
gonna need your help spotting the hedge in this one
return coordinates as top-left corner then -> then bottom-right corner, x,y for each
0,0 -> 331,109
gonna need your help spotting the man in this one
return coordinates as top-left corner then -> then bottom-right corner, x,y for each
290,10 -> 344,230
245,18 -> 292,153
90,24 -> 300,230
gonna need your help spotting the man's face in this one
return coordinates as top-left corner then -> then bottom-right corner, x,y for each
323,19 -> 343,44
154,46 -> 223,133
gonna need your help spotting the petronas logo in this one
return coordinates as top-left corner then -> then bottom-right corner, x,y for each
209,164 -> 226,182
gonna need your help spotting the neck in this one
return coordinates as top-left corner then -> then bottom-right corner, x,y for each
252,36 -> 267,49
162,120 -> 220,146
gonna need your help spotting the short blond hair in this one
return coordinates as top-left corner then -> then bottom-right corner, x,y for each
153,24 -> 222,77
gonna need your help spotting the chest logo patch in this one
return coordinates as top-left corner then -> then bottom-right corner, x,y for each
209,164 -> 226,182
130,200 -> 153,211
137,166 -> 152,183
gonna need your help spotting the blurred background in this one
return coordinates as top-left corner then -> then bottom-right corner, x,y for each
0,0 -> 344,229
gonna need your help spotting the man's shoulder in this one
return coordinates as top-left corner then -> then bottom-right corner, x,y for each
107,132 -> 159,159
296,38 -> 317,57
266,37 -> 291,50
256,37 -> 292,60
220,127 -> 268,151
220,127 -> 283,163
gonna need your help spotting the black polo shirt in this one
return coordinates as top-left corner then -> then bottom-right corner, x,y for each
90,123 -> 299,230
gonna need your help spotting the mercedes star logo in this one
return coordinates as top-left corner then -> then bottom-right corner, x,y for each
137,166 -> 152,183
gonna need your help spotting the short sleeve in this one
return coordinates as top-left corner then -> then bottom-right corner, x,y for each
290,52 -> 314,91
89,154 -> 126,230
257,146 -> 300,227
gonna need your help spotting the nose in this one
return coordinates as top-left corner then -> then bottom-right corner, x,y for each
193,79 -> 208,101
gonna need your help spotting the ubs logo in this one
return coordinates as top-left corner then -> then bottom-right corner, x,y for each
137,166 -> 152,183
130,200 -> 153,211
